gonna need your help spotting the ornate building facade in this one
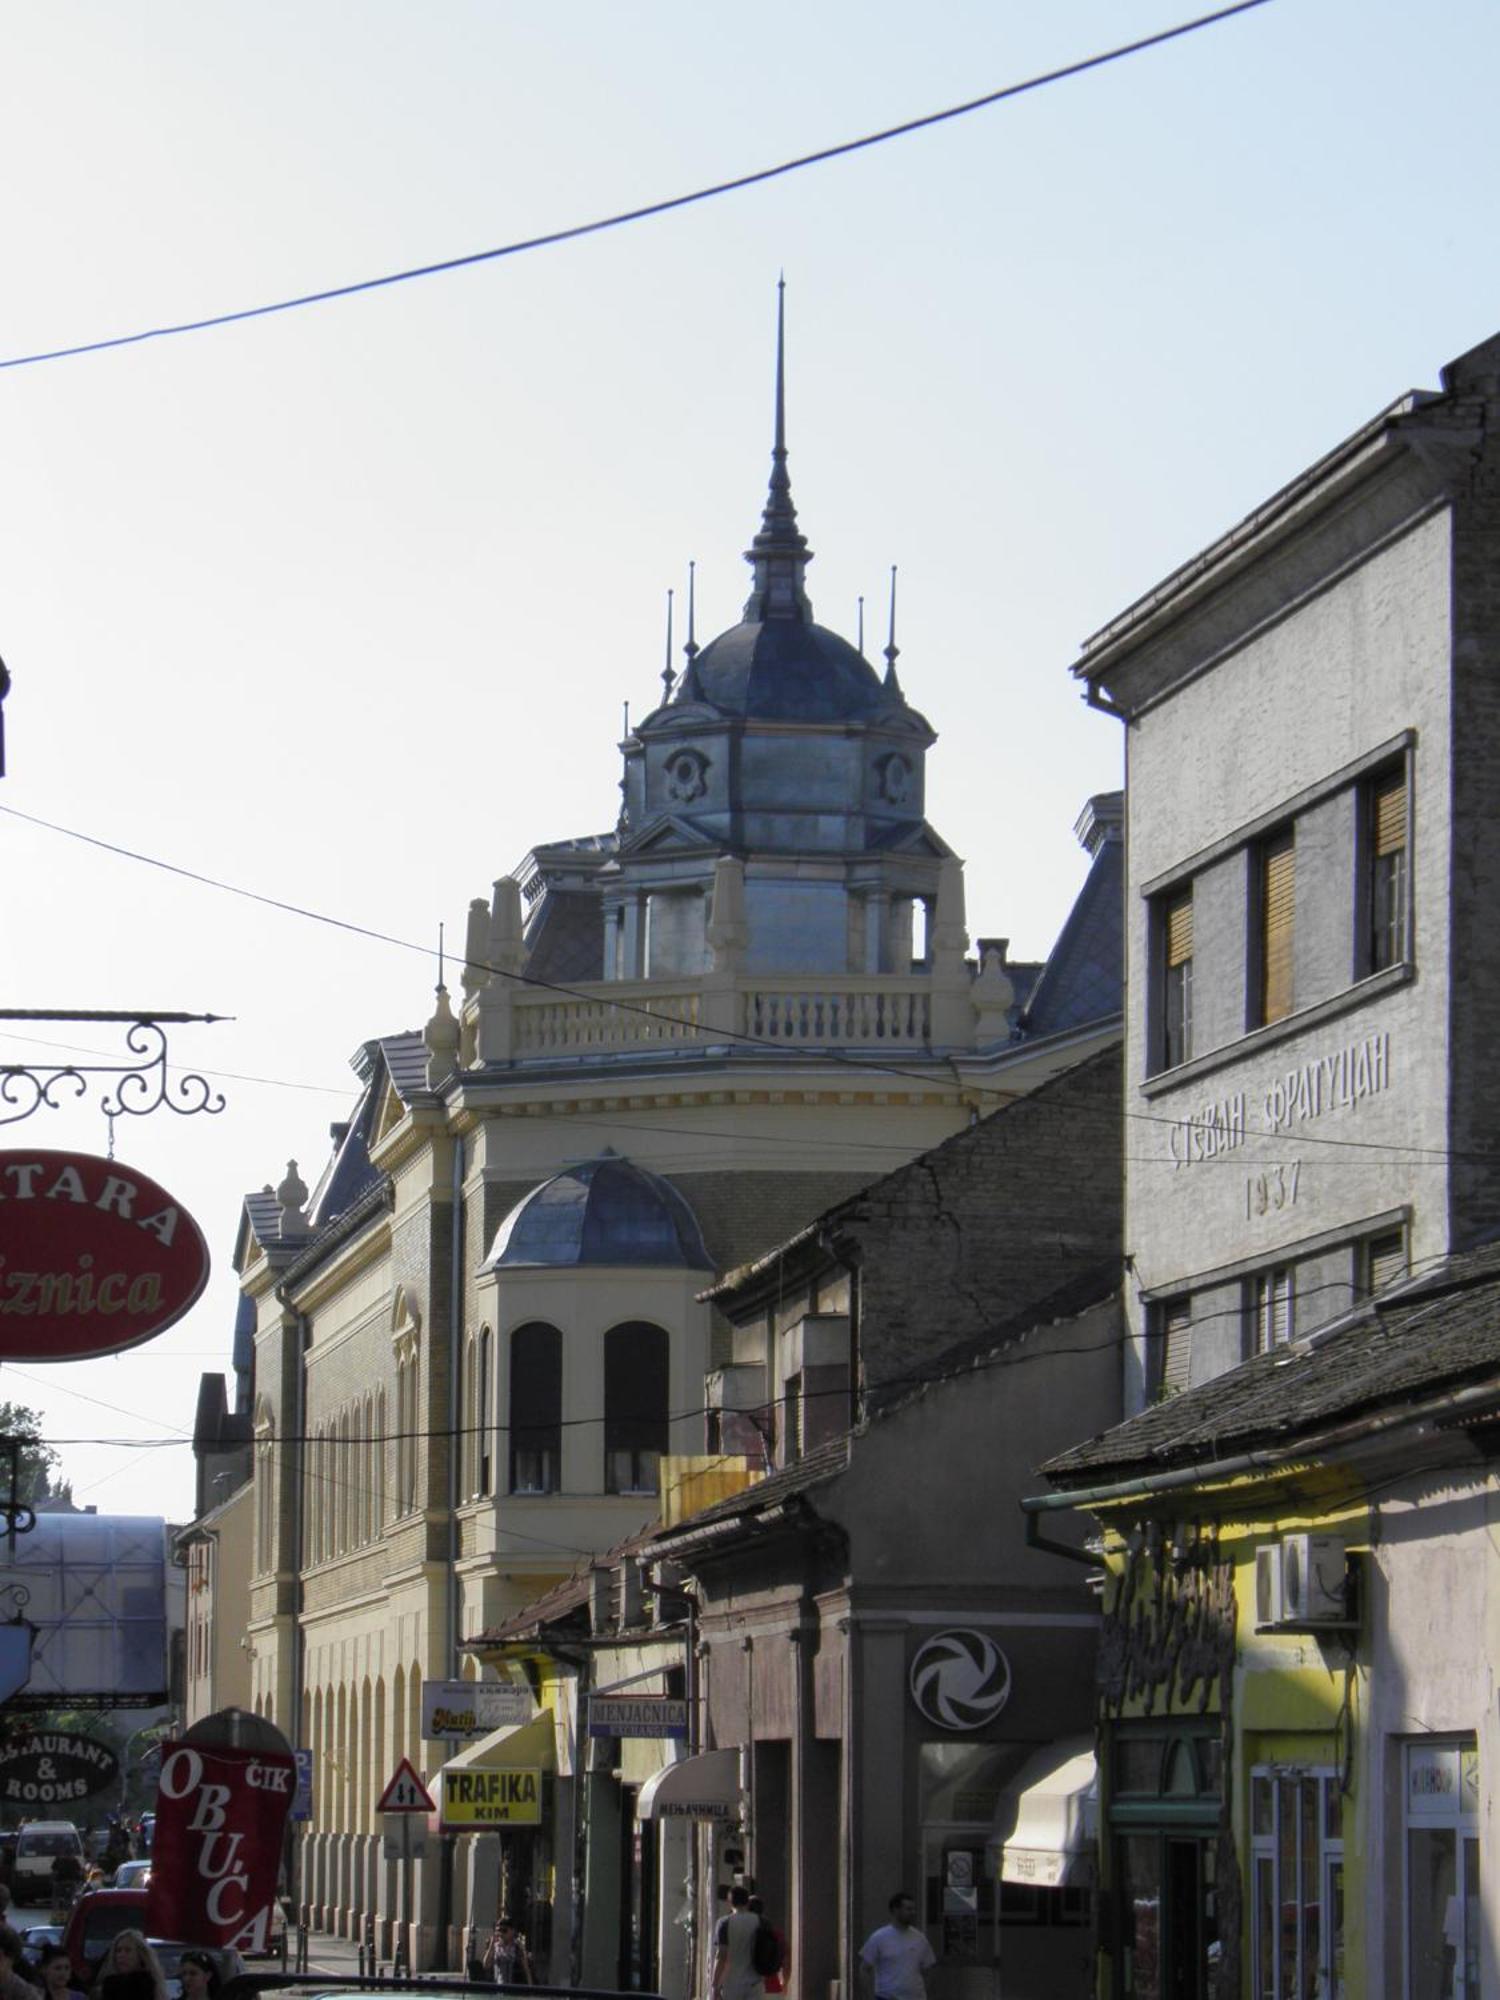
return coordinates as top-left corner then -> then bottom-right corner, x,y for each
210,307 -> 1122,1963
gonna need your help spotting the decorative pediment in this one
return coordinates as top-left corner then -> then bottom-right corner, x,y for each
617,814 -> 716,859
373,1074 -> 407,1146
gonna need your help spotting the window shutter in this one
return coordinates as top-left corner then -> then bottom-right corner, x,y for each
1373,775 -> 1407,857
1165,893 -> 1194,968
1367,1232 -> 1407,1294
1261,833 -> 1296,1023
1161,1300 -> 1192,1394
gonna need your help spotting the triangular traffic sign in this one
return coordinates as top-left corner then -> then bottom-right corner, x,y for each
377,1756 -> 435,1814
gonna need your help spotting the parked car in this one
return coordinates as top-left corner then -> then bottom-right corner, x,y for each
14,1924 -> 63,1959
63,1889 -> 247,1984
110,1861 -> 152,1889
13,1824 -> 84,1891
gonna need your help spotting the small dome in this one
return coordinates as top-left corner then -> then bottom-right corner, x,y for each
689,618 -> 887,723
484,1153 -> 713,1271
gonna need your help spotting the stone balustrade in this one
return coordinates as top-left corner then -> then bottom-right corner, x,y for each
469,963 -> 1009,1063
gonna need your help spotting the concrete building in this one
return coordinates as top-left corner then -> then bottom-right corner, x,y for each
1075,329 -> 1500,1412
1031,329 -> 1500,1998
177,1481 -> 254,1726
203,304 -> 1125,1967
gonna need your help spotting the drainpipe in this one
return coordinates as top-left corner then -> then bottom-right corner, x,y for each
438,1124 -> 466,1965
274,1284 -> 310,1919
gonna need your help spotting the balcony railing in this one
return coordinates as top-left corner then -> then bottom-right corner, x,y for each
470,963 -> 1009,1064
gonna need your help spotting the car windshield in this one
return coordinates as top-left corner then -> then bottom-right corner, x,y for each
20,1834 -> 77,1857
85,1908 -> 148,1957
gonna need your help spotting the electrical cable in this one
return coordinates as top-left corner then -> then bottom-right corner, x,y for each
0,3 -> 1274,375
0,798 -> 1482,1171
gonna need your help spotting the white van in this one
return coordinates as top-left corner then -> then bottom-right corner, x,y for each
13,1820 -> 84,1887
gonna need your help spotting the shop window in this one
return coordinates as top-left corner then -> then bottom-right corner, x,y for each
605,1321 -> 669,1493
510,1322 -> 561,1494
1405,1740 -> 1480,2000
1254,828 -> 1296,1026
477,1326 -> 493,1497
1108,1726 -> 1221,2000
1249,1766 -> 1343,1999
1366,764 -> 1410,973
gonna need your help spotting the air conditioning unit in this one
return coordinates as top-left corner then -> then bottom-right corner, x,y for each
1255,1534 -> 1349,1629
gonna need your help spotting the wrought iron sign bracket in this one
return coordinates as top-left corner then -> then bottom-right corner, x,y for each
0,1010 -> 229,1130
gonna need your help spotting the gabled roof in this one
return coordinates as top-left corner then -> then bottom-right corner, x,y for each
1043,1242 -> 1500,1485
465,1520 -> 663,1648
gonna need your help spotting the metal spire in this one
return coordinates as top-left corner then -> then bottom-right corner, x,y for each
882,565 -> 903,695
684,559 -> 699,661
857,594 -> 866,657
742,276 -> 813,622
661,588 -> 676,701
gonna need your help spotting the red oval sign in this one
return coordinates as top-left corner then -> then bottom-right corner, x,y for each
0,1149 -> 209,1360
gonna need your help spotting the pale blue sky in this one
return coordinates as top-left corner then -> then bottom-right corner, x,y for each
0,0 -> 1495,1513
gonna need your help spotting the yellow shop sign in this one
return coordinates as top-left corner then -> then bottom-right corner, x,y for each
440,1767 -> 543,1828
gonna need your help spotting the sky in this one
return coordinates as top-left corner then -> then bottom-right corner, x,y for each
0,0 -> 1497,1518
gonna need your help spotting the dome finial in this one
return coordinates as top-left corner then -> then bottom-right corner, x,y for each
882,565 -> 903,695
742,276 -> 813,623
661,587 -> 676,701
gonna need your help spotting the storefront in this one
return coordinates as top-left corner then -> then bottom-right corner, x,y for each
437,1710 -> 558,1968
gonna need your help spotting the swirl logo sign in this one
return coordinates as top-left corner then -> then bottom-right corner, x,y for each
909,1629 -> 1012,1731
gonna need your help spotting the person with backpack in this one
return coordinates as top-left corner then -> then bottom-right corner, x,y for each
746,1896 -> 786,1993
711,1885 -> 768,2000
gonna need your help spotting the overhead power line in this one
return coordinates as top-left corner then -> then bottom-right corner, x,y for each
0,796 -> 1481,1171
0,2 -> 1273,373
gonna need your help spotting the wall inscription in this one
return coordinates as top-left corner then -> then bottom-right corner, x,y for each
1168,1028 -> 1392,1170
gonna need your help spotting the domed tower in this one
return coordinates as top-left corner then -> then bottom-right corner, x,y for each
609,285 -> 952,981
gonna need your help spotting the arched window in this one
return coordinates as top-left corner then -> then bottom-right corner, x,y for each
477,1326 -> 494,1497
391,1288 -> 421,1517
604,1321 -> 669,1494
510,1322 -> 561,1494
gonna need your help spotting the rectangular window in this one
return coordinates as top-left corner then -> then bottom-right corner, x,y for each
1249,1267 -> 1293,1355
1362,1229 -> 1408,1299
1368,767 -> 1410,972
1257,830 -> 1296,1026
1148,1297 -> 1192,1399
1249,1766 -> 1343,1999
1161,890 -> 1194,1070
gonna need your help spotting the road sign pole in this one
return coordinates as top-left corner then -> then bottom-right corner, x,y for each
397,1813 -> 411,1978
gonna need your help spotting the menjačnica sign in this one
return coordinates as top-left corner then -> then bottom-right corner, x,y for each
0,1150 -> 209,1360
0,1731 -> 119,1804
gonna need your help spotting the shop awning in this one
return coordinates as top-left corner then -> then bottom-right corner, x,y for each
988,1738 -> 1097,1889
438,1709 -> 557,1779
636,1748 -> 742,1823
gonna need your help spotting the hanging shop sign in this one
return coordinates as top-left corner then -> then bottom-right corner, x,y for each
909,1630 -> 1013,1732
146,1736 -> 296,1952
420,1679 -> 534,1741
0,1729 -> 119,1805
0,1150 -> 209,1361
440,1767 -> 543,1829
587,1695 -> 688,1739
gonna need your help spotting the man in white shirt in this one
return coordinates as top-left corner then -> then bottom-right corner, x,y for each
859,1893 -> 936,2000
712,1884 -> 765,2000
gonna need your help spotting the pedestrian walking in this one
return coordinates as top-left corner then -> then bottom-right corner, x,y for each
858,1894 -> 935,2000
480,1917 -> 532,1985
712,1886 -> 765,2000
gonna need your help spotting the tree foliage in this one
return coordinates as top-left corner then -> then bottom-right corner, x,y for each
0,1402 -> 64,1507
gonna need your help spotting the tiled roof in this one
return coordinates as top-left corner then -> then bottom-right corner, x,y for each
651,1437 -> 851,1547
241,1190 -> 284,1249
465,1521 -> 663,1646
380,1031 -> 429,1101
523,888 -> 605,985
1043,1243 -> 1500,1484
1022,832 -> 1124,1038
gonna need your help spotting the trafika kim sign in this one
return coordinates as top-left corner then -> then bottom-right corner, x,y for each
0,1150 -> 209,1360
146,1740 -> 295,1952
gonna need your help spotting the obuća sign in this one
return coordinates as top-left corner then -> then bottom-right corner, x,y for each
0,1150 -> 209,1361
0,1730 -> 119,1805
